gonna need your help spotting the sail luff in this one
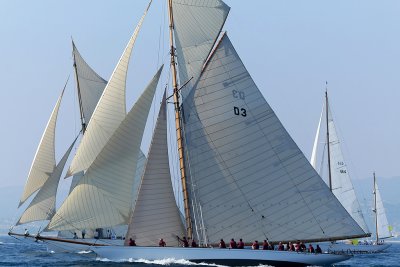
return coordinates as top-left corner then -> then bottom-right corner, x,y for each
67,1 -> 152,177
19,84 -> 67,207
47,66 -> 163,231
310,104 -> 324,169
17,137 -> 78,225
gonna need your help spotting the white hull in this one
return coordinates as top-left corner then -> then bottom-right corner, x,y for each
319,242 -> 391,254
93,246 -> 351,266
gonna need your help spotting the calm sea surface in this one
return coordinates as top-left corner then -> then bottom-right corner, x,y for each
0,235 -> 399,266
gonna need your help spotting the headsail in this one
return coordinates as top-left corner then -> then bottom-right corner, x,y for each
47,66 -> 163,231
67,1 -> 152,177
72,41 -> 108,126
17,137 -> 78,225
172,0 -> 230,100
374,180 -> 392,239
125,92 -> 185,246
327,107 -> 370,233
19,86 -> 65,207
182,34 -> 366,244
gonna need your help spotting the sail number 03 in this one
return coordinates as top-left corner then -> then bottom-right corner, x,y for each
232,90 -> 247,117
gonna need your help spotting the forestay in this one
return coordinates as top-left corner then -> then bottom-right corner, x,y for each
172,0 -> 230,100
67,1 -> 152,176
182,34 -> 366,244
19,88 -> 64,206
375,181 -> 392,239
72,41 -> 107,124
17,138 -> 77,225
47,67 -> 163,231
327,107 -> 370,233
125,92 -> 185,247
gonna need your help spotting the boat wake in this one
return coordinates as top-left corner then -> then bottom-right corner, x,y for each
96,257 -> 233,266
77,250 -> 92,254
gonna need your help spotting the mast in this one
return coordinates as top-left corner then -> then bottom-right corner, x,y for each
72,40 -> 86,133
373,172 -> 379,244
325,85 -> 333,190
167,0 -> 192,239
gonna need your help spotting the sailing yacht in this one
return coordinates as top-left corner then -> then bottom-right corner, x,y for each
373,172 -> 393,244
10,0 -> 372,265
310,90 -> 391,253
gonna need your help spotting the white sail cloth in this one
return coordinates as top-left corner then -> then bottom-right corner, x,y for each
17,138 -> 77,225
172,0 -> 230,100
181,34 -> 365,244
72,41 -> 108,124
375,181 -> 392,239
125,92 -> 185,246
19,88 -> 64,206
310,105 -> 323,170
47,66 -> 163,231
327,107 -> 370,233
67,2 -> 151,177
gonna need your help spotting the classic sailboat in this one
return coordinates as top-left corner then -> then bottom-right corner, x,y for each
310,89 -> 391,253
10,0 -> 371,265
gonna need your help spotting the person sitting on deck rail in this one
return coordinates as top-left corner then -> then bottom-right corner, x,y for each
159,238 -> 166,247
129,238 -> 136,246
219,239 -> 226,248
191,239 -> 197,247
262,240 -> 268,250
252,240 -> 259,250
73,232 -> 78,239
177,236 -> 189,247
315,244 -> 322,253
230,238 -> 237,249
300,242 -> 306,252
278,242 -> 284,251
308,244 -> 315,253
237,238 -> 244,249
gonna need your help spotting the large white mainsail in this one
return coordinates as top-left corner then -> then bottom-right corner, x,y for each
327,106 -> 370,233
172,0 -> 230,100
67,1 -> 152,177
181,34 -> 366,244
125,92 -> 185,246
19,87 -> 65,207
374,180 -> 392,239
47,66 -> 163,231
17,138 -> 78,225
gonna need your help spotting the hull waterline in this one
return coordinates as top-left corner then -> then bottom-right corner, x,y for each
319,242 -> 391,254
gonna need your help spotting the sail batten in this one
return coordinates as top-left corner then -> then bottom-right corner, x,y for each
67,2 -> 152,177
182,34 -> 365,244
47,66 -> 163,231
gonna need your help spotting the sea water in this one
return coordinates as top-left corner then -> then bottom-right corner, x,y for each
0,235 -> 399,266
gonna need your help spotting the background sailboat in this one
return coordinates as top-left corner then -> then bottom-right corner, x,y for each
310,90 -> 391,253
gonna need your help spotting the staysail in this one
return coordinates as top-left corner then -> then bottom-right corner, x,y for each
17,138 -> 78,225
375,181 -> 392,239
172,0 -> 230,100
181,34 -> 366,244
67,1 -> 152,177
310,105 -> 323,170
125,92 -> 185,246
47,66 -> 163,231
327,107 -> 370,233
19,87 -> 65,207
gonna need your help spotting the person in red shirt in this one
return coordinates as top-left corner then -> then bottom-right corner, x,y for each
229,238 -> 237,249
219,239 -> 226,248
262,240 -> 268,250
237,238 -> 244,249
191,239 -> 198,247
128,238 -> 136,246
159,238 -> 166,247
308,244 -> 315,253
252,240 -> 259,250
278,242 -> 284,251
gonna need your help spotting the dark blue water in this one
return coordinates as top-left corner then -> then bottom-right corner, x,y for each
0,235 -> 399,266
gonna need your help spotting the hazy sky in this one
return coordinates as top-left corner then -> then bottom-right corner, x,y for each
1,0 -> 399,190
